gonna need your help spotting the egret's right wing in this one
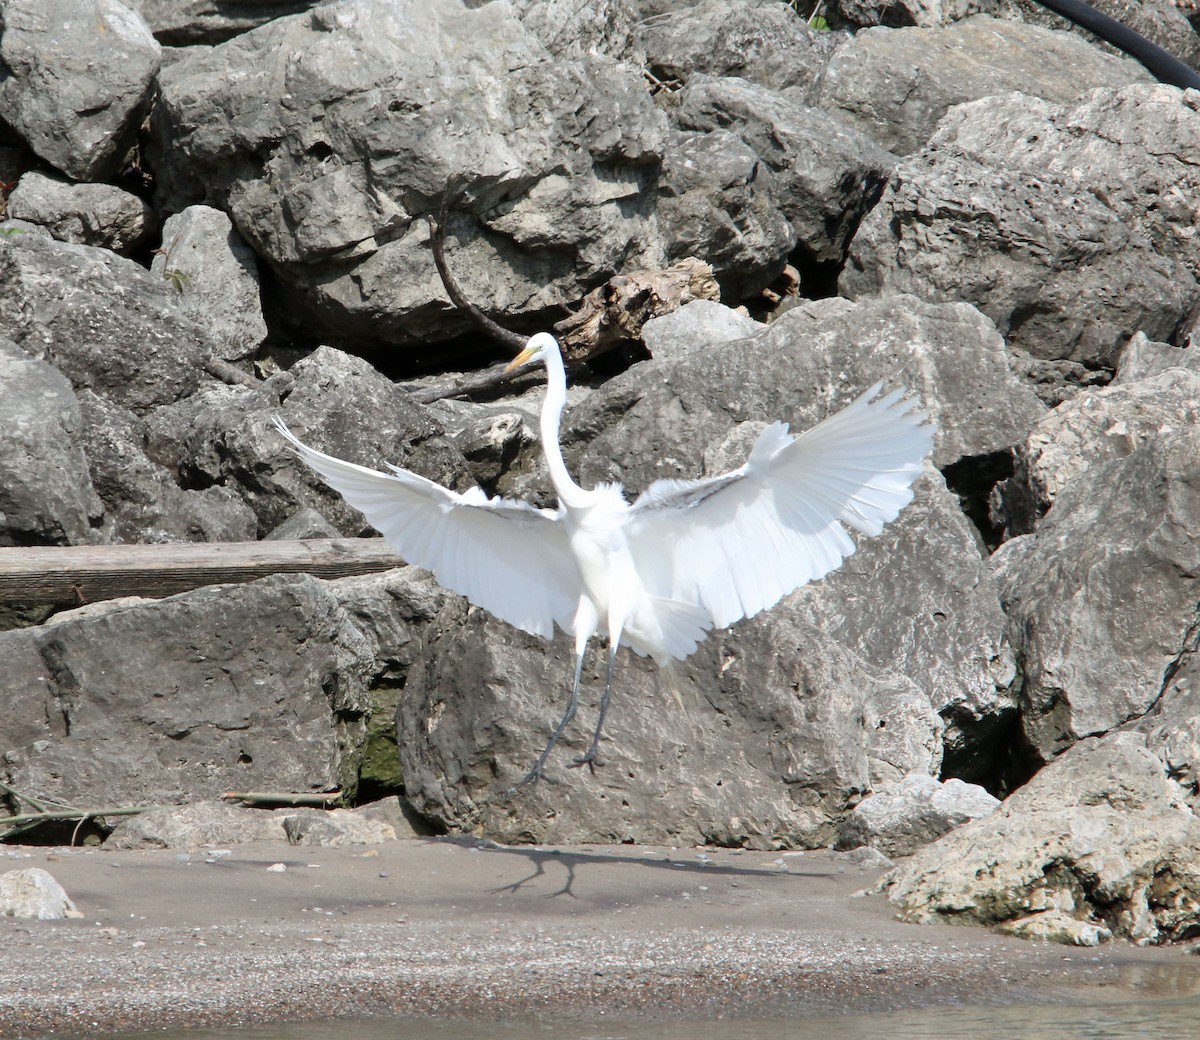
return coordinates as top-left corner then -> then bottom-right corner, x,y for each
626,384 -> 932,629
275,419 -> 579,640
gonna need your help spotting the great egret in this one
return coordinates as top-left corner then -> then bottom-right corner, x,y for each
275,333 -> 933,786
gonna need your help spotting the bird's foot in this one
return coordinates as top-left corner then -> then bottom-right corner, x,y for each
507,762 -> 560,793
567,749 -> 602,772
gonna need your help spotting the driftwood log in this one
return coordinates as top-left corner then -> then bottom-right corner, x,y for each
552,255 -> 720,364
0,539 -> 403,605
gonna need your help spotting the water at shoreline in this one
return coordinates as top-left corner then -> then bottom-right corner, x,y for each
107,992 -> 1200,1040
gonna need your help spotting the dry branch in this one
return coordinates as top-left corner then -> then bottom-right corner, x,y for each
553,257 -> 720,365
0,538 -> 404,606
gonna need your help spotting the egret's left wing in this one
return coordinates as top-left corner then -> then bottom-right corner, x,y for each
275,419 -> 579,640
625,384 -> 933,629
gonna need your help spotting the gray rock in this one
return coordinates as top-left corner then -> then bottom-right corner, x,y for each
0,338 -> 104,546
78,390 -> 258,544
398,592 -> 935,848
843,87 -> 1200,368
994,369 -> 1200,536
105,800 -> 288,849
328,568 -> 450,800
885,733 -> 1200,944
1114,333 -> 1200,385
0,574 -> 373,807
168,346 -> 476,535
837,773 -> 1000,857
0,226 -> 210,413
814,15 -> 1150,155
641,300 -> 765,363
994,426 -> 1200,760
510,0 -> 644,64
149,0 -> 674,346
832,0 -> 996,27
150,205 -> 267,362
5,172 -> 155,255
1140,646 -> 1200,816
640,0 -> 841,92
0,868 -> 79,920
674,76 -> 895,265
995,910 -> 1112,947
447,412 -> 537,493
282,804 -> 404,846
265,507 -> 342,541
565,296 -> 1042,484
126,0 -> 319,45
786,469 -> 1017,780
0,0 -> 161,180
656,128 -> 795,299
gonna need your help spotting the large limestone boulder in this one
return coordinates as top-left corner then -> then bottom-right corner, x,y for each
0,225 -> 211,413
837,773 -> 1000,857
0,575 -> 373,807
843,85 -> 1200,369
815,15 -> 1149,155
399,591 -> 937,848
5,172 -> 155,255
994,368 -> 1200,536
150,205 -> 268,363
674,75 -> 896,265
160,346 -> 477,535
885,733 -> 1200,945
640,0 -> 842,93
994,426 -> 1200,760
0,338 -> 104,546
0,0 -> 161,179
148,0 -> 677,346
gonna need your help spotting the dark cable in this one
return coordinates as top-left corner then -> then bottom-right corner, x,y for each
1032,0 -> 1200,90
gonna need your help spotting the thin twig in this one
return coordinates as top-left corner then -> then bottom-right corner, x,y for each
0,806 -> 160,826
0,780 -> 77,816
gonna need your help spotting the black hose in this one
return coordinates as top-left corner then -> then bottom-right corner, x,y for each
1032,0 -> 1200,90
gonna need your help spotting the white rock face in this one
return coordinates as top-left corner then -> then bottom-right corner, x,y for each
837,773 -> 1000,857
150,205 -> 267,362
0,868 -> 79,920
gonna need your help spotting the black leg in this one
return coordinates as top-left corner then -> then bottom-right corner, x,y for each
571,643 -> 618,770
509,649 -> 586,791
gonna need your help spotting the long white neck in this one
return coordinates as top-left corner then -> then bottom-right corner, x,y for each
540,342 -> 589,511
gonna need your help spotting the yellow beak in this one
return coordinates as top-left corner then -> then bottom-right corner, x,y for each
504,345 -> 537,374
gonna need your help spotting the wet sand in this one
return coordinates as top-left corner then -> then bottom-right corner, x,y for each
2,839 -> 1197,1037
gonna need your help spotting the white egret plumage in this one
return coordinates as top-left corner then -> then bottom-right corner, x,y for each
275,333 -> 934,786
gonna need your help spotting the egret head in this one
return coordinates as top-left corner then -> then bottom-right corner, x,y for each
505,333 -> 558,374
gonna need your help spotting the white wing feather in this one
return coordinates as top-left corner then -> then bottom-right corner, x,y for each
626,384 -> 933,629
274,419 -> 579,640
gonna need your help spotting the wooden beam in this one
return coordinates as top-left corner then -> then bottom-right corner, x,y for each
0,539 -> 405,606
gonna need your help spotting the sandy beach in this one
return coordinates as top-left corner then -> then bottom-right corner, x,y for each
3,838 -> 1198,1037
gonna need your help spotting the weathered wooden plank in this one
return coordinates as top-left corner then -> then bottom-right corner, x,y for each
0,539 -> 405,605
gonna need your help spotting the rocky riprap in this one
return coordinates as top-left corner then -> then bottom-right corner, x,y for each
2,0 -> 1200,946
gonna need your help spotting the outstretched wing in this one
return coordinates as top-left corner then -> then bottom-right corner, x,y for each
625,384 -> 933,629
275,419 -> 579,640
